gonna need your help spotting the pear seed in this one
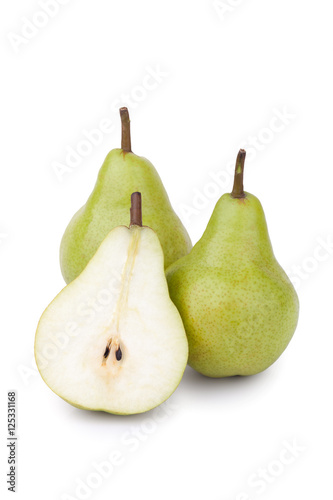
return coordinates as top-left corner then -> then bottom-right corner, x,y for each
115,347 -> 122,361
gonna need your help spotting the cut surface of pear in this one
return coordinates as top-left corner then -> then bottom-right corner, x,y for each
166,150 -> 299,378
36,195 -> 188,414
60,107 -> 192,284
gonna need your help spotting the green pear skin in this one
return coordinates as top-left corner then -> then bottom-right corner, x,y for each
166,150 -> 299,377
60,108 -> 192,284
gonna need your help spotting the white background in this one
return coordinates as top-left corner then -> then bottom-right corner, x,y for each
1,0 -> 332,498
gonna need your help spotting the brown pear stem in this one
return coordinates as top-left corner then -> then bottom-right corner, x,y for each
120,107 -> 132,152
130,192 -> 142,226
231,149 -> 246,198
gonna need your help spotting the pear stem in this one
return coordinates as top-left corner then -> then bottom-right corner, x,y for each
231,149 -> 246,198
120,107 -> 132,152
130,192 -> 142,226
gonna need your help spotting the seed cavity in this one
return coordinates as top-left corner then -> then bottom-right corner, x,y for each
115,347 -> 122,361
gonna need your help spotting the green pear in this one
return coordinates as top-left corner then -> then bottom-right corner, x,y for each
166,150 -> 299,377
60,108 -> 192,284
35,193 -> 188,415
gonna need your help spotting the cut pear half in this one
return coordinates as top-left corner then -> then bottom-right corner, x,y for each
35,193 -> 188,415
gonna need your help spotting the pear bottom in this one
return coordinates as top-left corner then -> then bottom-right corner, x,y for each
166,266 -> 299,378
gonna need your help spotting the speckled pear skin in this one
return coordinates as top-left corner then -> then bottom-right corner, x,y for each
60,149 -> 192,283
166,192 -> 299,377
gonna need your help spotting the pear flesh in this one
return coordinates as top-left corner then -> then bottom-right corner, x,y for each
36,224 -> 188,414
166,152 -> 299,377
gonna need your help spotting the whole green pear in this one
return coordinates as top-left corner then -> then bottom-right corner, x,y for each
60,108 -> 192,284
166,150 -> 299,377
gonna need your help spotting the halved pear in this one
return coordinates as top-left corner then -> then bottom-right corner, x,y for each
35,193 -> 188,415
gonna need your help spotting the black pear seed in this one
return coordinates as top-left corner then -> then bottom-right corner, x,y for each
115,347 -> 122,361
103,345 -> 111,359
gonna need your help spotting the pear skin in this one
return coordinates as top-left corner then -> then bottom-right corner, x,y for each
60,108 -> 192,284
166,150 -> 299,377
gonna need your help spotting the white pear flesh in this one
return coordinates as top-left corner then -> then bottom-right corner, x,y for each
35,225 -> 188,415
